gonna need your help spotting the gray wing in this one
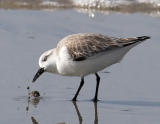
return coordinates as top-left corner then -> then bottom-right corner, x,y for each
58,33 -> 149,61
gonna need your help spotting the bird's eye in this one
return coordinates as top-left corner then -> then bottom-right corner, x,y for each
42,56 -> 48,62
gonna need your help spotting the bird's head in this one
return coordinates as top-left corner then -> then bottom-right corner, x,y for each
32,49 -> 56,82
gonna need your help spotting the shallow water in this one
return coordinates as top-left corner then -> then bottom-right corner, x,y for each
0,1 -> 160,124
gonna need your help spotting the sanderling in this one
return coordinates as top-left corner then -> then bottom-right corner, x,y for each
32,33 -> 150,102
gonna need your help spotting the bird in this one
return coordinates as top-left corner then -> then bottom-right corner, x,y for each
32,33 -> 150,102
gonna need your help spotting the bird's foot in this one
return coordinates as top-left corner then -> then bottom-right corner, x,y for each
91,98 -> 99,102
72,97 -> 77,101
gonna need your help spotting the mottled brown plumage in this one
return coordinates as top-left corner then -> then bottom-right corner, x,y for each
56,33 -> 150,61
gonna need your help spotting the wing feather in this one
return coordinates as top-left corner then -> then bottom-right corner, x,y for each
56,33 -> 145,61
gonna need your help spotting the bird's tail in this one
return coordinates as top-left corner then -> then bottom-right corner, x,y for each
122,35 -> 150,47
136,36 -> 151,41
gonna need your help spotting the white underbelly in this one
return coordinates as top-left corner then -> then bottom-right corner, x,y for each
56,45 -> 134,77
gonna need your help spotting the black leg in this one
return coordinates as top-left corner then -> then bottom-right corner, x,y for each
92,73 -> 100,102
72,77 -> 84,101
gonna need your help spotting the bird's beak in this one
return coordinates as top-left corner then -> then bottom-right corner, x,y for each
32,68 -> 45,82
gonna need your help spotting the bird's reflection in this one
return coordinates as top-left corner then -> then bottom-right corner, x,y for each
94,102 -> 98,124
72,101 -> 98,124
72,101 -> 83,124
25,95 -> 98,124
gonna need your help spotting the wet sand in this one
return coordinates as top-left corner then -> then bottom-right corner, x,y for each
0,3 -> 160,124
